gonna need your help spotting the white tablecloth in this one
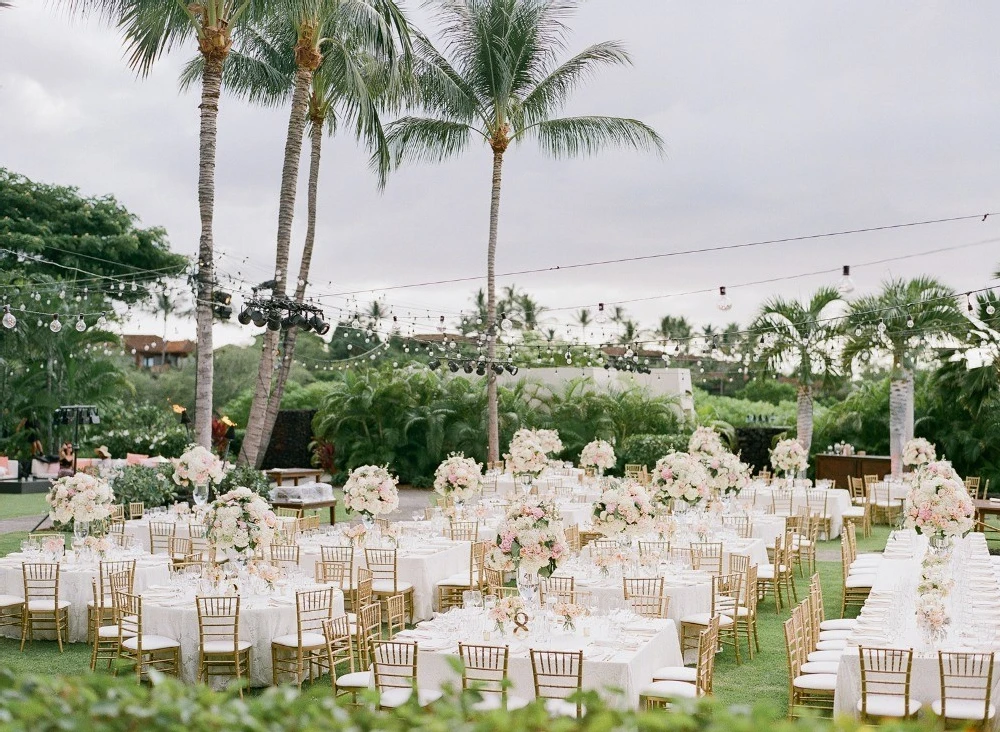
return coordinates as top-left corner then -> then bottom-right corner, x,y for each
495,470 -> 587,497
0,551 -> 171,642
749,486 -> 852,538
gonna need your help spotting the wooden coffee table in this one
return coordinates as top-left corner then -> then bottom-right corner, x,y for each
269,497 -> 338,526
266,468 -> 324,486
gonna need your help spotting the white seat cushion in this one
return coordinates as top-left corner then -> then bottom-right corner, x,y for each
436,574 -> 474,587
816,640 -> 847,651
26,600 -> 71,612
336,671 -> 373,689
931,698 -> 996,720
272,632 -> 326,648
641,680 -> 698,699
808,650 -> 843,662
544,698 -> 586,717
96,625 -> 135,639
793,674 -> 838,691
843,507 -> 866,516
0,595 -> 23,608
820,629 -> 853,641
800,660 -> 840,674
857,694 -> 922,717
203,639 -> 252,653
721,606 -> 750,618
651,665 -> 697,682
757,565 -> 788,579
372,580 -> 414,594
470,694 -> 531,712
121,634 -> 179,651
820,619 -> 858,631
681,612 -> 734,627
845,576 -> 874,588
379,687 -> 442,708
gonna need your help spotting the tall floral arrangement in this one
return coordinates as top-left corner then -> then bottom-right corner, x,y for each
903,461 -> 974,539
204,487 -> 280,558
487,497 -> 568,577
591,479 -> 656,537
700,452 -> 752,496
343,465 -> 399,518
580,439 -> 616,471
505,432 -> 548,477
902,438 -> 937,470
535,429 -> 563,456
172,444 -> 226,488
688,426 -> 725,457
46,473 -> 115,525
433,454 -> 483,502
650,452 -> 711,506
770,439 -> 809,477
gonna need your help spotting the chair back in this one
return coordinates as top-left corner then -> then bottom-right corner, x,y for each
695,614 -> 720,695
591,539 -> 620,559
270,543 -> 301,569
539,576 -> 575,604
728,553 -> 750,578
623,576 -> 668,618
858,646 -> 916,719
355,601 -> 383,670
196,595 -> 241,652
365,548 -> 399,591
169,536 -> 192,561
638,540 -> 670,559
149,522 -> 175,554
316,560 -> 347,587
22,562 -> 60,605
449,520 -> 479,542
98,559 -> 135,603
276,507 -> 302,519
530,649 -> 584,717
484,567 -> 505,595
691,542 -> 724,575
769,490 -> 794,516
938,651 -> 995,724
116,590 -> 143,641
711,572 -> 741,619
564,524 -> 581,552
721,515 -> 752,538
295,587 -> 335,639
385,594 -> 406,638
322,615 -> 354,674
371,640 -> 418,693
459,643 -> 512,704
129,502 -> 144,520
110,504 -> 126,522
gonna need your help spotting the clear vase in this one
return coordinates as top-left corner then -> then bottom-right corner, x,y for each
74,521 -> 91,541
518,475 -> 534,496
929,533 -> 953,554
516,565 -> 540,607
597,467 -> 604,478
193,483 -> 209,506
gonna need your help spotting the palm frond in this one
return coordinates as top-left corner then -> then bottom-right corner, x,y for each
521,41 -> 631,123
530,115 -> 664,158
384,116 -> 476,167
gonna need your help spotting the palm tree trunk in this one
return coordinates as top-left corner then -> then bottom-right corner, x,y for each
258,117 -> 325,459
795,384 -> 813,451
486,148 -> 504,463
888,372 -> 910,476
240,66 -> 313,467
193,57 -> 223,448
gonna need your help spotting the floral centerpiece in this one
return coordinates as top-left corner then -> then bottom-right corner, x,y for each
650,452 -> 711,506
592,549 -> 628,577
505,432 -> 549,484
342,465 -> 399,521
902,438 -> 937,470
247,560 -> 281,590
487,497 -> 568,577
653,515 -> 678,541
488,595 -> 525,633
170,502 -> 192,519
688,426 -> 725,457
344,524 -> 367,547
552,601 -> 586,632
591,479 -> 656,537
41,534 -> 65,559
536,429 -> 564,456
46,473 -> 115,532
204,487 -> 280,560
700,451 -> 751,496
433,454 -> 483,504
903,460 -> 974,546
770,439 -> 809,479
82,536 -> 111,557
172,444 -> 226,488
580,439 -> 616,474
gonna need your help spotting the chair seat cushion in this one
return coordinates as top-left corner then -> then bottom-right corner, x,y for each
808,650 -> 843,662
336,671 -> 373,689
26,600 -> 71,612
721,606 -> 750,618
122,634 -> 179,651
379,687 -> 443,708
800,660 -> 840,674
793,674 -> 838,691
845,576 -> 875,588
97,624 -> 135,639
819,629 -> 853,641
544,698 -> 586,717
651,665 -> 697,682
436,574 -> 474,588
470,694 -> 531,712
816,640 -> 847,651
203,640 -> 252,653
0,594 -> 23,608
857,694 -> 922,717
640,680 -> 698,699
681,612 -> 733,627
931,698 -> 996,720
843,507 -> 866,517
372,580 -> 414,594
820,619 -> 858,631
272,632 -> 326,648
757,565 -> 787,579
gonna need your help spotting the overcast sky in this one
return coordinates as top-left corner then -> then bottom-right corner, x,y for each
1,1 -> 998,347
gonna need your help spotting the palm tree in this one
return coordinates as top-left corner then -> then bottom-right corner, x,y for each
749,287 -> 845,451
68,0 -> 269,447
575,308 -> 591,339
516,292 -> 546,331
385,0 -> 662,461
653,315 -> 693,350
843,277 -> 967,475
617,319 -> 642,345
151,286 -> 193,368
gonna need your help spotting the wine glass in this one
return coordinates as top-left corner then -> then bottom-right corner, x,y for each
193,484 -> 209,507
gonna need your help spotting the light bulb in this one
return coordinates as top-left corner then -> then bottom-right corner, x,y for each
75,315 -> 87,332
49,314 -> 62,333
97,313 -> 108,329
837,265 -> 855,295
906,318 -> 915,329
500,314 -> 513,332
717,286 -> 733,311
595,303 -> 607,325
1,307 -> 15,329
988,305 -> 997,316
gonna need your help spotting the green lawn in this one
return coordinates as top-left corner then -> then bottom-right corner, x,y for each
0,493 -> 49,521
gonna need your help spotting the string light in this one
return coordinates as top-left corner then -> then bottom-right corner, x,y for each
838,265 -> 855,294
49,314 -> 62,333
717,286 -> 733,311
2,306 -> 15,329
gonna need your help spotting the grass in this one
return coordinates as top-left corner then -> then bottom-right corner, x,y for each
0,493 -> 49,521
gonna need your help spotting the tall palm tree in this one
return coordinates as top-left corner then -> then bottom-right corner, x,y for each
575,308 -> 591,339
617,319 -> 642,345
749,287 -> 845,451
843,277 -> 966,475
653,314 -> 692,350
385,0 -> 662,461
68,0 -> 269,447
516,292 -> 546,331
151,286 -> 193,367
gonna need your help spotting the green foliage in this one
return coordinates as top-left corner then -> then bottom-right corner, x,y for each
216,463 -> 271,498
110,465 -> 177,508
731,379 -> 799,405
694,388 -> 798,428
618,433 -> 691,471
90,403 -> 190,458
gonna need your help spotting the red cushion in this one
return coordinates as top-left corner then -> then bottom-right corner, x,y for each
0,457 -> 8,469
126,453 -> 149,465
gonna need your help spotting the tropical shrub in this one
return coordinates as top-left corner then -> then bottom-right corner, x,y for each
89,403 -> 190,458
110,465 -> 177,508
694,388 -> 798,428
618,433 -> 691,472
217,463 -> 271,498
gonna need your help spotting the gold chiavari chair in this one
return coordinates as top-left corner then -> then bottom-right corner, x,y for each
449,520 -> 479,542
322,615 -> 355,697
89,579 -> 121,671
21,562 -> 70,652
933,651 -> 996,727
965,477 -> 983,501
769,489 -> 794,517
270,543 -> 301,570
365,548 -> 414,624
783,614 -> 835,717
638,540 -> 671,559
842,482 -> 870,538
863,474 -> 879,491
840,535 -> 873,617
116,591 -> 181,679
316,560 -> 347,588
808,573 -> 857,634
188,523 -> 210,559
371,640 -> 443,708
691,542 -> 724,575
148,522 -> 175,555
670,546 -> 694,568
350,568 -> 374,626
758,531 -> 797,611
728,552 -> 749,578
129,502 -> 145,520
110,504 -> 126,522
848,476 -> 867,505
90,571 -> 137,671
804,490 -> 831,541
858,646 -> 921,721
334,602 -> 381,703
530,648 -> 585,718
458,643 -> 530,711
276,507 -> 302,520
385,594 -> 406,638
197,595 -> 252,694
623,577 -> 669,619
29,532 -> 65,553
729,564 -> 759,659
721,515 -> 752,539
321,545 -> 355,599
757,469 -> 772,484
579,530 -> 602,548
279,520 -> 299,543
870,482 -> 903,526
564,524 -> 581,552
437,540 -> 487,611
168,536 -> 192,565
642,615 -> 719,707
539,576 -> 575,604
591,539 -> 620,559
484,567 -> 506,596
271,587 -> 335,686
796,514 -> 820,575
87,559 -> 135,645
107,520 -> 126,544
681,572 -> 742,665
301,514 -> 321,532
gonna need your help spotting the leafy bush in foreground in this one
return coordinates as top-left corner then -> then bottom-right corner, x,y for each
110,465 -> 177,508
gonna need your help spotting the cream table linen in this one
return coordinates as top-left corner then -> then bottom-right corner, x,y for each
750,486 -> 852,538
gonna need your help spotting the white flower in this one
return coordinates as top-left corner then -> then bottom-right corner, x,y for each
580,440 -> 616,470
343,465 -> 399,518
591,479 -> 655,537
770,439 -> 809,476
688,427 -> 725,457
700,452 -> 751,495
505,433 -> 549,476
902,438 -> 937,468
650,452 -> 711,506
172,444 -> 226,487
433,454 -> 483,501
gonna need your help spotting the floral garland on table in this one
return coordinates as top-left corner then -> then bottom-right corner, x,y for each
591,479 -> 656,537
902,438 -> 936,470
770,439 -> 809,478
650,452 -> 711,506
433,454 -> 483,503
172,444 -> 226,488
916,593 -> 950,638
902,460 -> 974,540
688,426 -> 725,457
505,432 -> 549,478
46,473 -> 115,526
699,451 -> 751,496
342,465 -> 399,519
487,497 -> 568,577
579,439 -> 616,471
204,487 -> 280,559
488,595 -> 525,632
